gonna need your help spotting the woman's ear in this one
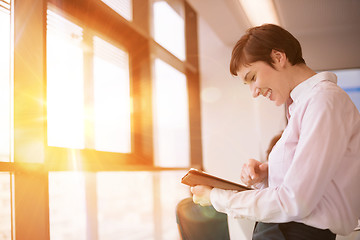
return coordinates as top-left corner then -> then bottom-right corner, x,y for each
271,50 -> 287,68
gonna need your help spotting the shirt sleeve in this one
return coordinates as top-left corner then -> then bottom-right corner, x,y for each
210,90 -> 352,222
252,178 -> 268,190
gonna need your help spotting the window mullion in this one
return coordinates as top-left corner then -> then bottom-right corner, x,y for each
184,1 -> 202,169
83,30 -> 95,150
13,0 -> 49,239
85,172 -> 98,240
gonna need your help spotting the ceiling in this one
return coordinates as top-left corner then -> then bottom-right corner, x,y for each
186,0 -> 360,71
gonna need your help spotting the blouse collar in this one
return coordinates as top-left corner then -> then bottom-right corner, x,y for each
290,71 -> 338,104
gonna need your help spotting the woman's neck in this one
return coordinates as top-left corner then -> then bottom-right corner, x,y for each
288,64 -> 316,91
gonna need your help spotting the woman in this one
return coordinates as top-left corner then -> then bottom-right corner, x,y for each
191,24 -> 360,239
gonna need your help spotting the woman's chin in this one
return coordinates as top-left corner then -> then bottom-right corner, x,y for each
274,100 -> 284,106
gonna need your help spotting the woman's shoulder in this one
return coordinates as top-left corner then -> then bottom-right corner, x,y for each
310,80 -> 351,103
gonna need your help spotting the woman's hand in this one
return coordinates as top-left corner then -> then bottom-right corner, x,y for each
241,159 -> 268,186
191,185 -> 213,206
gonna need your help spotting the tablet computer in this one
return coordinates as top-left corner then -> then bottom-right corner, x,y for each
181,168 -> 253,191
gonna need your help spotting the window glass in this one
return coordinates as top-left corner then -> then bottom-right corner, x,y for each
93,37 -> 131,153
159,171 -> 190,239
47,10 -> 132,153
101,0 -> 132,21
153,59 -> 190,167
49,172 -> 86,240
96,172 -> 154,239
0,2 -> 11,162
333,69 -> 360,111
0,173 -> 11,240
47,10 -> 85,149
153,0 -> 185,61
96,171 -> 190,239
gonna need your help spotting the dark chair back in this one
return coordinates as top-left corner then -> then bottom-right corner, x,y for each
176,197 -> 230,240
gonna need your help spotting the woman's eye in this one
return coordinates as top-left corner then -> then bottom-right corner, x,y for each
243,75 -> 255,85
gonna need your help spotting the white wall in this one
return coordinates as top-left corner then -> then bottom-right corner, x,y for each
197,16 -> 286,183
197,16 -> 286,239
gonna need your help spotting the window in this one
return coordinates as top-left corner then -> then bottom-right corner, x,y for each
159,171 -> 190,239
153,59 -> 190,167
0,0 -> 11,162
47,10 -> 132,154
333,69 -> 360,111
97,172 -> 154,239
93,37 -> 131,153
0,2 -> 12,239
101,0 -> 132,21
0,173 -> 11,240
47,10 -> 85,149
8,0 -> 201,239
152,0 -> 185,61
49,172 -> 87,240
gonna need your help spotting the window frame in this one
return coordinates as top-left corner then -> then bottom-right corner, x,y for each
45,1 -> 153,169
4,0 -> 202,239
43,0 -> 202,171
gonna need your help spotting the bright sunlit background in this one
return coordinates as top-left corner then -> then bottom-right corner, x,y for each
153,59 -> 190,168
0,173 -> 11,240
0,3 -> 12,240
1,0 -> 360,239
153,1 -> 185,61
47,10 -> 85,149
101,0 -> 132,22
0,2 -> 11,162
45,1 -> 190,239
93,36 -> 131,153
47,10 -> 132,153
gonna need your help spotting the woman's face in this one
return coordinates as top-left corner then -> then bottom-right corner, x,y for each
237,59 -> 290,106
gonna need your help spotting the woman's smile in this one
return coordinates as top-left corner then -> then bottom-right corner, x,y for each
264,89 -> 272,100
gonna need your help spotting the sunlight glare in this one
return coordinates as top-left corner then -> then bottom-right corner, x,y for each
97,172 -> 154,239
0,9 -> 11,162
49,172 -> 87,240
101,0 -> 132,21
153,59 -> 190,167
93,37 -> 131,153
0,173 -> 11,239
47,10 -> 85,149
153,1 -> 185,61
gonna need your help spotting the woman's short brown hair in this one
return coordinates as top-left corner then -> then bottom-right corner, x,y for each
230,24 -> 305,76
